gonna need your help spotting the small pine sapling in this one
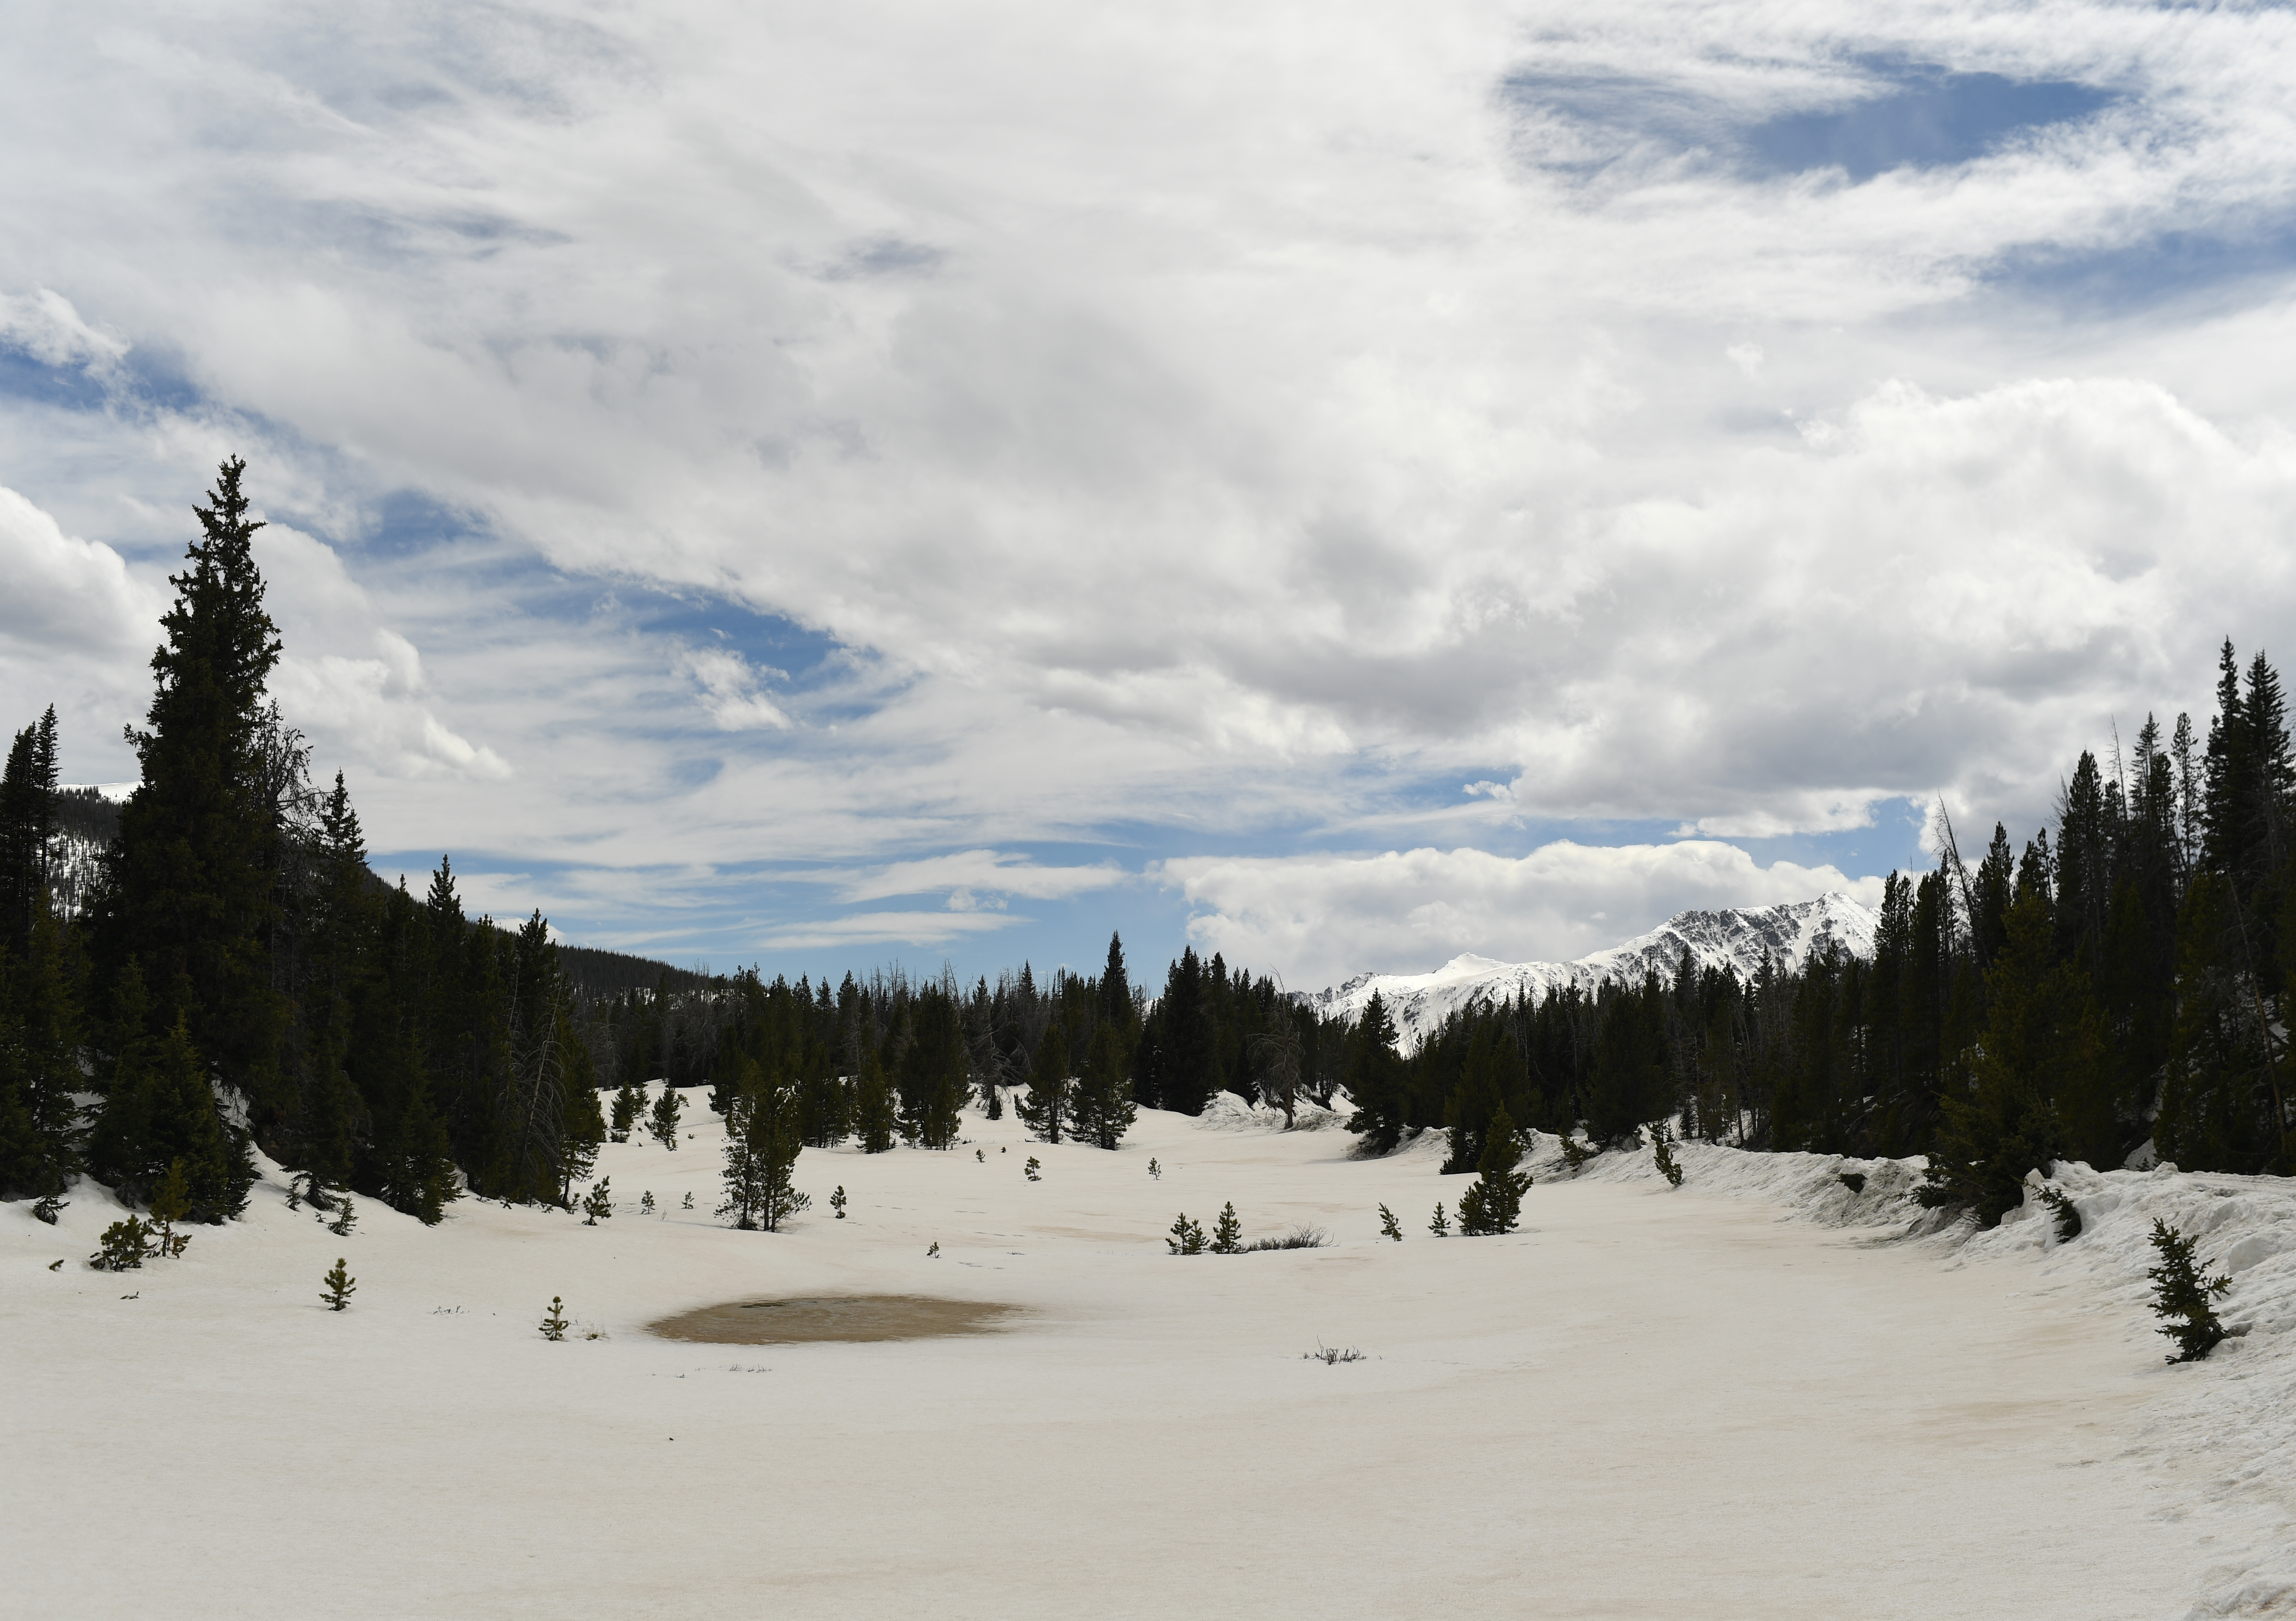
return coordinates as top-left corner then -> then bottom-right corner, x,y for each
540,1296 -> 570,1341
2146,1219 -> 2232,1363
1211,1201 -> 1243,1254
582,1176 -> 614,1225
321,1257 -> 356,1312
2039,1185 -> 2081,1242
830,1185 -> 848,1219
148,1159 -> 194,1259
1559,1135 -> 1595,1174
1166,1214 -> 1206,1255
1458,1104 -> 1533,1235
648,1086 -> 685,1151
976,1148 -> 984,1162
32,1194 -> 66,1225
1650,1120 -> 1683,1189
1024,1155 -> 1042,1182
327,1195 -> 358,1238
640,1190 -> 656,1216
1429,1202 -> 1450,1237
1378,1204 -> 1403,1242
1148,1157 -> 1161,1180
927,1241 -> 940,1258
90,1216 -> 156,1271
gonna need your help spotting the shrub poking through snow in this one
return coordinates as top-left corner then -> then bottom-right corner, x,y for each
1024,1155 -> 1042,1182
648,1086 -> 684,1151
540,1297 -> 570,1341
1378,1204 -> 1403,1241
1428,1202 -> 1450,1237
1459,1105 -> 1532,1235
32,1194 -> 65,1225
1559,1135 -> 1595,1174
1303,1342 -> 1366,1365
926,1241 -> 940,1258
1245,1225 -> 1331,1251
327,1195 -> 357,1238
582,1177 -> 613,1225
1166,1214 -> 1206,1255
90,1216 -> 155,1271
2040,1185 -> 2081,1242
1210,1202 -> 1244,1254
681,1193 -> 693,1210
1650,1120 -> 1684,1188
640,1190 -> 656,1216
321,1257 -> 355,1312
830,1185 -> 848,1219
2147,1219 -> 2232,1363
1148,1157 -> 1161,1180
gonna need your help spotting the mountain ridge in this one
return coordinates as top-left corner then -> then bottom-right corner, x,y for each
1305,892 -> 1879,1053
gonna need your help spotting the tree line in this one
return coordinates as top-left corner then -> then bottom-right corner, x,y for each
7,458 -> 2286,1237
0,459 -> 1353,1228
1341,646 -> 2295,1219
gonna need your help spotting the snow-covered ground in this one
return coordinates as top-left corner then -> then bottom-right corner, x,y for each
1307,893 -> 1880,1052
6,1089 -> 2292,1620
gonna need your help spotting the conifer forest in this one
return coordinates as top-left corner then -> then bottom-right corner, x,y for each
2,461 -> 2291,1235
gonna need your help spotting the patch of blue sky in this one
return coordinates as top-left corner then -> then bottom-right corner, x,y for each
1742,66 -> 2117,183
1979,218 -> 2296,321
1505,60 -> 2119,186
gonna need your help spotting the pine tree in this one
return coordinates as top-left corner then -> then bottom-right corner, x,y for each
1211,1200 -> 1243,1253
582,1176 -> 613,1224
1165,1213 -> 1205,1255
830,1184 -> 847,1219
1016,1027 -> 1067,1144
88,1010 -> 258,1221
853,1050 -> 897,1154
1023,1155 -> 1041,1181
99,457 -> 292,1138
718,1064 -> 809,1230
1378,1203 -> 1403,1241
640,1190 -> 656,1215
1343,991 -> 1408,1154
2145,1220 -> 2232,1362
539,1296 -> 569,1341
321,1257 -> 356,1312
0,707 -> 60,955
147,1159 -> 193,1259
1920,893 -> 2069,1224
1069,1021 -> 1138,1149
1457,1103 -> 1531,1235
647,1085 -> 684,1151
609,1076 -> 644,1143
0,895 -> 86,1200
1650,1118 -> 1684,1188
1428,1201 -> 1450,1237
90,1215 -> 155,1271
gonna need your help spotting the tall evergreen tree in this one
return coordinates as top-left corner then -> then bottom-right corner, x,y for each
0,707 -> 59,954
99,456 -> 291,1132
1343,991 -> 1409,1154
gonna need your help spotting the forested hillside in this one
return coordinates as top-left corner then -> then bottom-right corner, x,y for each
1,459 -> 2289,1238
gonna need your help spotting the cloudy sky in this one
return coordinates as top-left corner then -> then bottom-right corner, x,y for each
5,1 -> 2294,990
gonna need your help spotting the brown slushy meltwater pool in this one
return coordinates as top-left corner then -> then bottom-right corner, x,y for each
648,1294 -> 1023,1344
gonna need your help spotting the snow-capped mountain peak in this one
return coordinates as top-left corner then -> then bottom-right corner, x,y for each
1304,892 -> 1878,1053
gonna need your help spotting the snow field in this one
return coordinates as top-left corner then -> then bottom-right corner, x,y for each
4,1088 -> 2289,1620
